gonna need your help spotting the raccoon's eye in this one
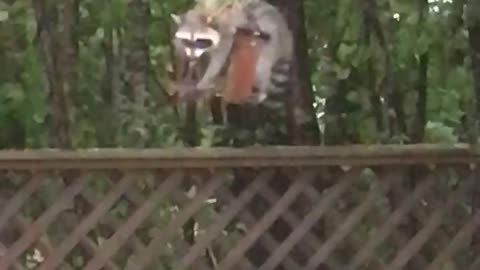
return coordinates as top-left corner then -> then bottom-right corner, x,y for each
194,38 -> 214,49
180,39 -> 195,47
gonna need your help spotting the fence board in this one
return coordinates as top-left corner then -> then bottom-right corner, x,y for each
0,146 -> 479,270
0,144 -> 479,169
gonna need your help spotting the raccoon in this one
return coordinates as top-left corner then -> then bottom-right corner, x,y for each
170,0 -> 293,103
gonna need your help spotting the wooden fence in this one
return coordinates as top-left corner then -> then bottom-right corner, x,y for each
0,144 -> 480,270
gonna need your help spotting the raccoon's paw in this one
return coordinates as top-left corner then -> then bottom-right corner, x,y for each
245,92 -> 267,104
195,81 -> 216,91
169,81 -> 204,102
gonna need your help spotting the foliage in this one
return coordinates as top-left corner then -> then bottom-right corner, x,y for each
1,1 -> 480,267
305,0 -> 476,144
0,0 -> 478,148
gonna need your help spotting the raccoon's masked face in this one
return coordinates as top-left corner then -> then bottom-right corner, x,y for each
171,11 -> 221,59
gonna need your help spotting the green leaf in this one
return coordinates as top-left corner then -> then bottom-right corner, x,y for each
0,10 -> 8,21
424,121 -> 458,144
2,83 -> 25,102
337,43 -> 357,62
334,64 -> 351,79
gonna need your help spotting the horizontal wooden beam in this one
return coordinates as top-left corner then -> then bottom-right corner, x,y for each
0,144 -> 479,169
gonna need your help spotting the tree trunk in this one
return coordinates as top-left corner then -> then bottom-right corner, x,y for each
467,0 -> 480,144
97,2 -> 121,147
411,0 -> 429,143
123,0 -> 150,147
467,0 -> 480,258
268,0 -> 321,145
33,0 -> 77,148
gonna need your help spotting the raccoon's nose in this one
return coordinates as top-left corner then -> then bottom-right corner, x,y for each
192,48 -> 205,58
185,47 -> 193,57
184,48 -> 205,60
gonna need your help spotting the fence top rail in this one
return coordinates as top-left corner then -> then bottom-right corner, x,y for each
0,144 -> 479,169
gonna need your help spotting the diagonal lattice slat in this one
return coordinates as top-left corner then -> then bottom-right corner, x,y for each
81,171 -> 184,270
347,172 -> 436,269
120,171 -> 227,270
215,171 -> 313,270
304,170 -> 398,270
0,175 -> 88,269
258,169 -> 356,270
384,172 -> 475,270
180,170 -> 274,268
216,182 -> 304,269
0,174 -> 43,233
36,174 -> 134,270
426,211 -> 480,270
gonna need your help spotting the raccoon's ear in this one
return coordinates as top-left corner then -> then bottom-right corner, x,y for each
170,13 -> 181,24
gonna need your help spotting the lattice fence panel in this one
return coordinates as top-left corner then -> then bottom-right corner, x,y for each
0,164 -> 479,270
